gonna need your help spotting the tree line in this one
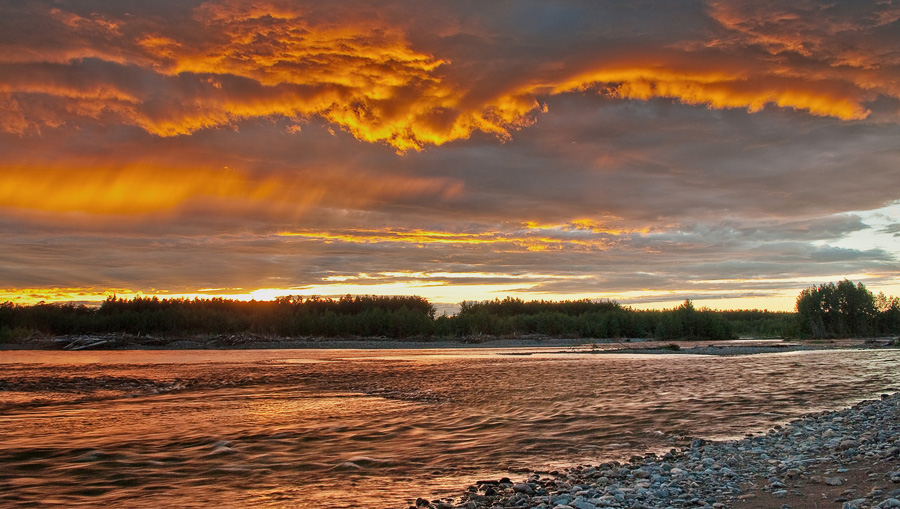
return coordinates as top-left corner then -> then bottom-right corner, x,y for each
443,298 -> 747,340
2,282 -> 896,343
0,295 -> 436,341
0,294 -> 805,342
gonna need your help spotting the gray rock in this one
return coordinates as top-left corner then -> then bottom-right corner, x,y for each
826,476 -> 844,486
553,494 -> 573,505
844,499 -> 868,509
839,439 -> 859,450
513,483 -> 535,495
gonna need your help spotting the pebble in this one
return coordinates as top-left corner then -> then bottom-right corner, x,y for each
415,393 -> 900,508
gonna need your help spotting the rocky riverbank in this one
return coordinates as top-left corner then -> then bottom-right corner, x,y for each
412,393 -> 900,509
4,333 -> 896,353
0,332 -> 596,350
597,338 -> 899,356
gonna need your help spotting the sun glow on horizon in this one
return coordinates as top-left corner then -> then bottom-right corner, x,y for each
7,273 -> 900,313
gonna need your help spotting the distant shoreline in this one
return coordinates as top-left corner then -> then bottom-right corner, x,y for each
2,335 -> 897,353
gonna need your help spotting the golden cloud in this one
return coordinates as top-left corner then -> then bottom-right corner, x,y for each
0,164 -> 462,217
276,220 -> 636,252
1,1 -> 897,148
0,287 -> 142,306
704,0 -> 900,99
708,0 -> 900,65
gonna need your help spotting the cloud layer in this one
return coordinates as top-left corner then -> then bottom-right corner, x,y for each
2,0 -> 900,309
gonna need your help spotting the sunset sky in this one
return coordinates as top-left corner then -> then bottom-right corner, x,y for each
2,0 -> 900,313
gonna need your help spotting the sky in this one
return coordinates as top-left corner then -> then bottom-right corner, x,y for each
2,0 -> 900,313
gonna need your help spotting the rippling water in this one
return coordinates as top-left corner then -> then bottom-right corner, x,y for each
2,346 -> 899,508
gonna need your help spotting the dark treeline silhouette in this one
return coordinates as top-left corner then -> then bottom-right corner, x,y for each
717,309 -> 799,339
796,280 -> 900,338
0,295 -> 808,343
7,287 -> 895,343
443,298 -> 737,340
458,298 -> 622,317
0,295 -> 436,340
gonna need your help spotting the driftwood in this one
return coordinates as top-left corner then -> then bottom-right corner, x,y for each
57,333 -> 152,350
64,337 -> 111,350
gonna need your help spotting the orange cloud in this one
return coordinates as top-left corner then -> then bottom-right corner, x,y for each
2,0 -> 897,149
514,58 -> 870,120
131,1 -> 542,149
704,0 -> 900,101
276,221 -> 634,252
0,287 -> 141,306
708,0 -> 900,66
0,164 -> 462,217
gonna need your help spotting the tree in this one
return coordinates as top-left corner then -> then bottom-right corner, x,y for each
796,280 -> 877,338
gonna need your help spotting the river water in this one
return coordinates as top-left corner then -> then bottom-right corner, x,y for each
1,346 -> 898,508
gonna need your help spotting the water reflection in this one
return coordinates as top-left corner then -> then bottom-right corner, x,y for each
1,347 -> 898,507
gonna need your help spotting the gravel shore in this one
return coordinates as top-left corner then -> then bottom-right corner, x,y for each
412,393 -> 900,509
0,333 -> 594,350
4,333 -> 895,353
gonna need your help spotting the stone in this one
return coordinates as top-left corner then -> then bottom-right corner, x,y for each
553,494 -> 573,505
513,484 -> 535,495
422,394 -> 900,509
839,440 -> 859,450
843,499 -> 868,509
826,477 -> 844,486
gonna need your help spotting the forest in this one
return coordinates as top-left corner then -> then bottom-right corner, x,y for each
1,280 -> 897,343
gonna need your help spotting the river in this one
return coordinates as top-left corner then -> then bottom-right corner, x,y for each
1,346 -> 898,507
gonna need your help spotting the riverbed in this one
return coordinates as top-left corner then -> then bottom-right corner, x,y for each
2,347 -> 898,507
